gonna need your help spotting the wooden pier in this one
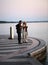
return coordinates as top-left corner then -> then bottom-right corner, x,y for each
0,35 -> 47,65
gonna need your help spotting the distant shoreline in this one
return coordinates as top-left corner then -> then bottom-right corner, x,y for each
0,21 -> 48,23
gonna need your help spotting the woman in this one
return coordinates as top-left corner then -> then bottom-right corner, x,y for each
22,22 -> 28,43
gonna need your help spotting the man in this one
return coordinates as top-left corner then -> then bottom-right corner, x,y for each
16,20 -> 22,44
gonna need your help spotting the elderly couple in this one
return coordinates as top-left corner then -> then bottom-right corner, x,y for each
16,20 -> 28,44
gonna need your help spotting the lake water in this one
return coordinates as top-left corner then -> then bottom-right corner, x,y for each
0,22 -> 48,44
0,22 -> 48,65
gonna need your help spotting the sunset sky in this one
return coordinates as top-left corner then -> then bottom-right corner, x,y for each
0,0 -> 48,21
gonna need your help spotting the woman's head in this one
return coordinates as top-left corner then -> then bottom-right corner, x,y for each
23,22 -> 26,26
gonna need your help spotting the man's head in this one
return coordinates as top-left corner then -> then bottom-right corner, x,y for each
19,20 -> 22,24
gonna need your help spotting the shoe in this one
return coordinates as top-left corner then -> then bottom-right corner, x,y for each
25,41 -> 27,43
18,43 -> 22,44
23,41 -> 25,43
20,43 -> 22,44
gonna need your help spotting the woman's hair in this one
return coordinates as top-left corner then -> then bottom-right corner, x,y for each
23,22 -> 26,25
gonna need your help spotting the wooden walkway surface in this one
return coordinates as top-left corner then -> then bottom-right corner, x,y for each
0,35 -> 46,65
